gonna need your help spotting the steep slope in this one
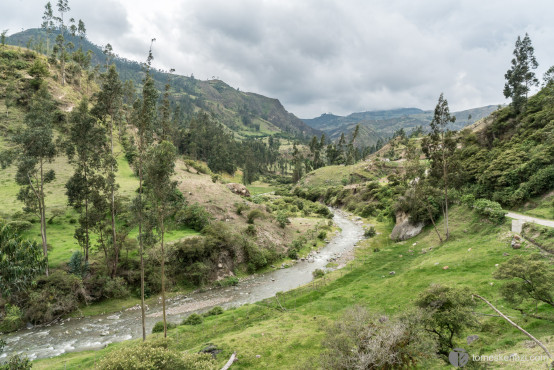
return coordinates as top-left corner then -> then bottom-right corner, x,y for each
7,29 -> 319,140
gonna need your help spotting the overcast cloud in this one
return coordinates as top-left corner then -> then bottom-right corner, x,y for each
2,0 -> 554,117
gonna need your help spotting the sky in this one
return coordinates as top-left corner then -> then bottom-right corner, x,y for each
2,0 -> 554,118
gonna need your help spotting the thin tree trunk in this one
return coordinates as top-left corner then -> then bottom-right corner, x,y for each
40,160 -> 49,276
61,50 -> 65,86
473,294 -> 552,362
426,204 -> 443,243
139,155 -> 146,341
442,136 -> 449,240
110,118 -> 118,278
84,166 -> 89,263
161,214 -> 167,338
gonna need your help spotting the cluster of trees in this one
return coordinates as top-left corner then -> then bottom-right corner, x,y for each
175,112 -> 281,183
395,33 -> 553,240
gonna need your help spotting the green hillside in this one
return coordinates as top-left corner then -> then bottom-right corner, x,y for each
7,29 -> 319,141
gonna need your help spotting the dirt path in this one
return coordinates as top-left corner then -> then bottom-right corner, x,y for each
506,212 -> 554,228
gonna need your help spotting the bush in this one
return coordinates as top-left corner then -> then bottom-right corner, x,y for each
26,271 -> 88,324
0,354 -> 32,370
317,231 -> 327,240
96,339 -> 216,369
0,305 -> 24,333
175,203 -> 212,232
103,277 -> 131,299
287,248 -> 299,260
247,209 -> 264,224
364,226 -> 376,238
245,224 -> 256,236
275,212 -> 290,228
235,202 -> 250,215
292,237 -> 306,250
6,221 -> 32,233
321,306 -> 435,369
493,254 -> 554,309
182,313 -> 203,325
215,276 -> 238,287
68,250 -> 88,277
183,159 -> 212,175
152,321 -> 177,333
312,269 -> 325,279
415,284 -> 478,359
244,242 -> 269,272
472,199 -> 506,224
203,306 -> 224,317
460,193 -> 476,207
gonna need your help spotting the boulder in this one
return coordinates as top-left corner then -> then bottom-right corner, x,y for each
226,183 -> 251,197
390,211 -> 424,241
467,335 -> 479,345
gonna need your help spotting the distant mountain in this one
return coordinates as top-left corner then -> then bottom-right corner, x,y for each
302,105 -> 499,147
7,28 -> 319,140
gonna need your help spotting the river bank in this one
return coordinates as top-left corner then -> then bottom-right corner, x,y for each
0,209 -> 365,362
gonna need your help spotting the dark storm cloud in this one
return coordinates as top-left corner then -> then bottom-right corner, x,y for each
3,0 -> 554,117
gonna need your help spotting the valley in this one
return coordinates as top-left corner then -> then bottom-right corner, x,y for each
1,4 -> 554,369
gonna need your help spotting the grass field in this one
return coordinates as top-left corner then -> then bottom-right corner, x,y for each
33,205 -> 554,369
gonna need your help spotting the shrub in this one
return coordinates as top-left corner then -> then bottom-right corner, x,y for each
312,269 -> 325,279
291,237 -> 306,250
6,221 -> 32,233
235,202 -> 250,215
461,193 -> 476,207
182,313 -> 203,325
96,339 -> 216,369
0,354 -> 32,370
275,212 -> 290,228
103,277 -> 130,299
321,306 -> 435,369
287,248 -> 299,260
0,305 -> 24,333
244,242 -> 268,271
68,250 -> 88,277
317,231 -> 327,240
215,276 -> 238,287
493,254 -> 554,309
245,224 -> 256,236
247,209 -> 264,224
472,198 -> 506,224
364,226 -> 376,238
415,284 -> 478,359
152,321 -> 177,333
26,271 -> 88,324
359,203 -> 377,218
203,306 -> 224,317
183,159 -> 212,175
184,262 -> 211,286
175,203 -> 212,231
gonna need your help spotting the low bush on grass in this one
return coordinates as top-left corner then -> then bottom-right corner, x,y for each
95,338 -> 216,369
182,313 -> 203,325
203,306 -> 224,317
472,199 -> 506,224
321,306 -> 435,369
152,321 -> 177,333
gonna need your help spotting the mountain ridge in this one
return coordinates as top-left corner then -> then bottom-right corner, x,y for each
6,28 -> 320,140
302,105 -> 499,148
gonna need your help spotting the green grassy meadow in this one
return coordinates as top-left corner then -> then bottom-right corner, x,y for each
33,205 -> 554,369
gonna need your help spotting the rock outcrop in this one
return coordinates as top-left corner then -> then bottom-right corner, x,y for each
390,211 -> 424,241
226,183 -> 251,197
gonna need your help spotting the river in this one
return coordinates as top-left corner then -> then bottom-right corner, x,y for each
0,209 -> 364,361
